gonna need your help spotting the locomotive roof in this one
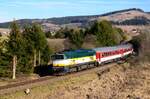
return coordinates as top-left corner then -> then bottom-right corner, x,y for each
92,44 -> 132,52
62,49 -> 95,58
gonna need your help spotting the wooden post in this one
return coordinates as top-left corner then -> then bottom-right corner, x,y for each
12,55 -> 17,79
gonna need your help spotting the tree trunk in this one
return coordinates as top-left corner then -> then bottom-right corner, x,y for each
34,50 -> 36,67
12,55 -> 17,79
38,50 -> 41,66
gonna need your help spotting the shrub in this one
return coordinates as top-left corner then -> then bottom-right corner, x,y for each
130,29 -> 150,62
89,20 -> 123,46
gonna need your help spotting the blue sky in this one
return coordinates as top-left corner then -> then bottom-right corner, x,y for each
0,0 -> 149,22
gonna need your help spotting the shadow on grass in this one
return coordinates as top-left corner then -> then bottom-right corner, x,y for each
34,64 -> 53,77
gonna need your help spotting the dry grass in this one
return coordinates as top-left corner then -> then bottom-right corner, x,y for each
116,62 -> 150,99
115,25 -> 150,36
1,62 -> 150,99
0,28 -> 10,35
0,73 -> 97,99
100,10 -> 150,22
0,74 -> 39,87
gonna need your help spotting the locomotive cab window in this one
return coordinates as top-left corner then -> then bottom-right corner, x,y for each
51,55 -> 64,60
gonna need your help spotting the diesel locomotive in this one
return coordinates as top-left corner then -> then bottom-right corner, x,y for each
51,44 -> 133,73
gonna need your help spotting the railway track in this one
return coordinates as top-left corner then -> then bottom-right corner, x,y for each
0,63 -> 116,96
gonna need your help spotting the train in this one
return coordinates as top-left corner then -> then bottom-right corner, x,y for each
51,44 -> 133,73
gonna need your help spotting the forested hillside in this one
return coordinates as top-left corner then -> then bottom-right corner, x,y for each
0,8 -> 149,31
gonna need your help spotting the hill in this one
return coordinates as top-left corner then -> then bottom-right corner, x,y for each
0,8 -> 149,32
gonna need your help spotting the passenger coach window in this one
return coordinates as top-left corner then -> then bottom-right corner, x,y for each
102,53 -> 104,57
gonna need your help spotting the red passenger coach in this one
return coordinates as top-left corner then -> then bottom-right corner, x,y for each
96,52 -> 102,62
93,44 -> 133,64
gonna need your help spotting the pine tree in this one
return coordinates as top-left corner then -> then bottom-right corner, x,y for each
23,24 -> 49,67
7,21 -> 24,79
22,25 -> 35,73
31,24 -> 47,66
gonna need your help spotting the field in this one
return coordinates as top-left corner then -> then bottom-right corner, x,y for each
47,38 -> 66,52
1,61 -> 150,99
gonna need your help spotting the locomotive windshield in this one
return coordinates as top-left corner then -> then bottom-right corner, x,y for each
51,54 -> 64,60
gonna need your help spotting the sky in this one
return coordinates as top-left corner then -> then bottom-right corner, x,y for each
0,0 -> 149,22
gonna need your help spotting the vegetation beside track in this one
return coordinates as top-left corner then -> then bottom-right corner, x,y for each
0,63 -> 115,98
1,61 -> 150,99
1,63 -> 150,99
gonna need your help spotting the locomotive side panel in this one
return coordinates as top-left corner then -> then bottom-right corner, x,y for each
52,55 -> 96,67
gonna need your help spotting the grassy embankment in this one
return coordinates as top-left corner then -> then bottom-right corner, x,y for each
0,71 -> 97,99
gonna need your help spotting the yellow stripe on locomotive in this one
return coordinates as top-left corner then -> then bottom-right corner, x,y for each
52,56 -> 96,67
51,49 -> 96,67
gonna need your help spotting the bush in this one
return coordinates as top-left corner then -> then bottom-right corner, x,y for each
139,30 -> 150,61
89,20 -> 123,46
67,29 -> 85,49
45,31 -> 53,38
130,29 -> 150,62
0,67 -> 11,77
0,41 -> 12,77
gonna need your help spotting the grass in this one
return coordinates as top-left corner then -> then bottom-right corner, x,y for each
0,73 -> 97,99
